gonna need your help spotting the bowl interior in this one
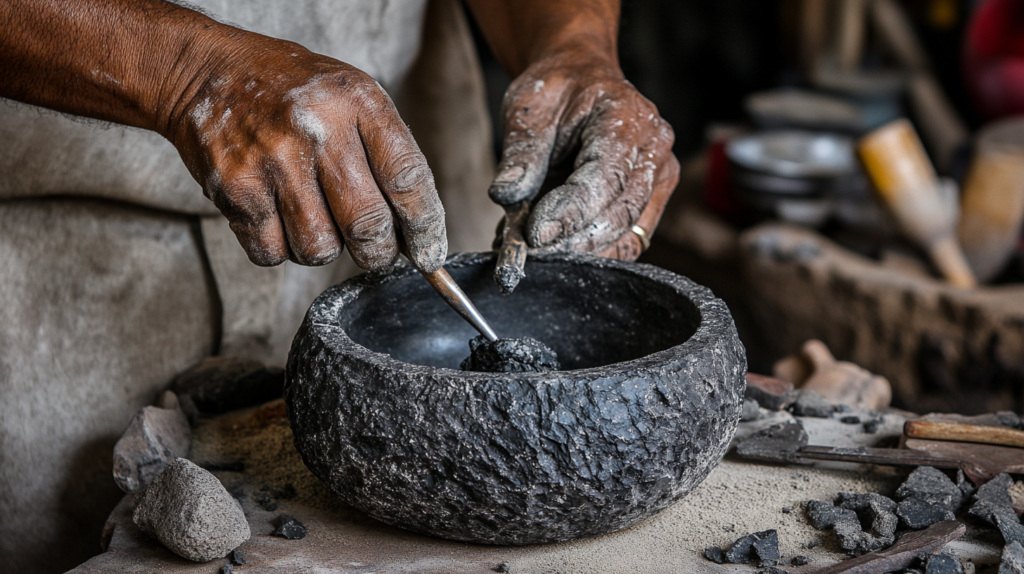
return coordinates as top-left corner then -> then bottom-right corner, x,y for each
339,258 -> 700,371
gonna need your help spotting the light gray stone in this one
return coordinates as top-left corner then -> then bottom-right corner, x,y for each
132,458 -> 249,562
1001,541 -> 1024,574
112,404 -> 191,494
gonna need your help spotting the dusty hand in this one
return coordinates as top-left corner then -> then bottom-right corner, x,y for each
165,38 -> 446,272
489,51 -> 679,260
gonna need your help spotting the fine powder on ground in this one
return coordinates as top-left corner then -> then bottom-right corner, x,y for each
460,335 -> 560,373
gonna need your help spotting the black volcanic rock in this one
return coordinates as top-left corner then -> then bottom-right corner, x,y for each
285,252 -> 747,545
460,336 -> 560,373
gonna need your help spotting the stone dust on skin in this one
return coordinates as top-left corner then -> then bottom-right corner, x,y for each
459,335 -> 560,373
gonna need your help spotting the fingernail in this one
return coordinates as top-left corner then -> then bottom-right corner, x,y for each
493,165 -> 525,185
536,221 -> 563,244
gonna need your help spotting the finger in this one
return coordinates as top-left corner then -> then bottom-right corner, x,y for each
488,83 -> 562,205
527,108 -> 672,247
801,340 -> 837,371
546,148 -> 679,257
205,169 -> 290,267
267,147 -> 344,266
597,156 -> 678,261
357,87 -> 447,273
317,137 -> 399,271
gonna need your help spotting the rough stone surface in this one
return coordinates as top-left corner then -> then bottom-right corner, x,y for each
112,404 -> 191,494
1003,541 -> 1024,574
895,467 -> 962,530
173,356 -> 284,414
924,553 -> 964,574
745,374 -> 796,411
460,335 -> 560,373
807,500 -> 858,530
285,252 -> 747,544
970,473 -> 1015,526
835,493 -> 899,555
703,546 -> 725,563
724,530 -> 779,564
791,390 -> 834,418
230,549 -> 247,565
132,458 -> 249,562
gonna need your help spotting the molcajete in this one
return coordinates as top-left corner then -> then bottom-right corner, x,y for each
285,252 -> 747,544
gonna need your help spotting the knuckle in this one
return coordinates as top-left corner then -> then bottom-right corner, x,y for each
344,205 -> 394,244
387,159 -> 435,196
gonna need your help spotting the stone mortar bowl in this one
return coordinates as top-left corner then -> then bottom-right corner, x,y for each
285,252 -> 746,545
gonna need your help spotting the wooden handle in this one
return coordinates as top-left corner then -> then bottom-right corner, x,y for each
494,200 -> 531,294
904,420 -> 1024,449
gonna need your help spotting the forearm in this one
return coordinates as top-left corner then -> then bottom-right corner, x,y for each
465,0 -> 620,76
0,0 -> 250,136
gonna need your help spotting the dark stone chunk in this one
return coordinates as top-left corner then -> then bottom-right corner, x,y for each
970,473 -> 1015,527
924,552 -> 964,574
805,539 -> 821,549
737,422 -> 809,463
1002,541 -> 1024,574
741,398 -> 762,422
253,491 -> 277,512
897,496 -> 956,530
726,529 -> 780,564
745,373 -> 796,411
897,467 -> 963,510
825,494 -> 898,555
993,505 -> 1024,546
220,565 -> 233,574
791,390 -> 834,418
230,550 -> 247,566
758,568 -> 789,574
807,500 -> 858,530
495,562 -> 511,573
271,515 -> 306,540
704,546 -> 726,564
753,530 -> 781,561
791,555 -> 813,566
783,506 -> 793,514
840,416 -> 862,424
460,336 -> 560,373
172,356 -> 284,414
760,559 -> 779,567
863,419 -> 881,434
837,492 -> 897,513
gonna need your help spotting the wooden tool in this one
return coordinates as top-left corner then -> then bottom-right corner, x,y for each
904,419 -> 1024,449
494,200 -> 531,295
858,119 -> 977,288
902,438 -> 1024,484
809,520 -> 965,574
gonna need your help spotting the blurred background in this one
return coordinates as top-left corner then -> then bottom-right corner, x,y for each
471,0 -> 1024,415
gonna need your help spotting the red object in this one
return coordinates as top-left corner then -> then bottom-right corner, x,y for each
965,0 -> 1024,119
703,137 -> 742,220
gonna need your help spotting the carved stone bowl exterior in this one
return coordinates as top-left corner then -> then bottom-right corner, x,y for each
285,252 -> 746,545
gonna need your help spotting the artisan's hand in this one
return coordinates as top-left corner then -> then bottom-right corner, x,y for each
489,52 -> 678,260
0,0 -> 446,272
165,41 -> 446,271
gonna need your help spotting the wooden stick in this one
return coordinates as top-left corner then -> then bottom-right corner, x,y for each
904,420 -> 1024,449
494,200 -> 531,295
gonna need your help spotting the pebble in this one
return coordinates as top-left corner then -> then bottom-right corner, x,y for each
1002,541 -> 1024,574
791,555 -> 813,565
495,562 -> 511,573
132,458 -> 250,562
790,390 -> 834,418
924,552 -> 964,574
230,550 -> 247,565
271,514 -> 307,540
703,546 -> 725,564
724,529 -> 780,564
741,399 -> 762,422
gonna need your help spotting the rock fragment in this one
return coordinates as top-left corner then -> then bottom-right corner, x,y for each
969,473 -> 1015,527
460,336 -> 560,373
895,467 -> 961,530
791,555 -> 812,565
724,530 -> 780,564
741,398 -> 762,422
112,402 -> 191,493
220,565 -> 233,574
924,552 -> 964,574
271,514 -> 307,540
495,562 -> 511,573
807,500 -> 858,530
230,550 -> 247,565
132,458 -> 250,562
1003,541 -> 1024,574
745,373 -> 796,411
173,356 -> 284,413
809,495 -> 898,555
703,546 -> 725,564
790,390 -> 834,418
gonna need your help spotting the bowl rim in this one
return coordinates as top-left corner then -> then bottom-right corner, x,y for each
294,250 -> 733,381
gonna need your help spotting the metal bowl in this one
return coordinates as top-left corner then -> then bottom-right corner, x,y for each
285,252 -> 746,544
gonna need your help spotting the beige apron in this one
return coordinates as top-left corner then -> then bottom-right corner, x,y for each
0,1 -> 499,570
